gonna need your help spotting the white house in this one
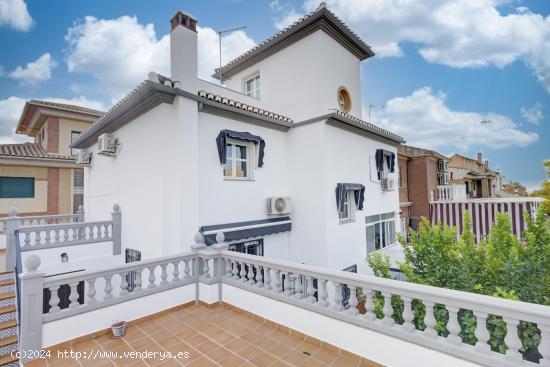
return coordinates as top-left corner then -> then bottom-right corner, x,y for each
71,4 -> 405,274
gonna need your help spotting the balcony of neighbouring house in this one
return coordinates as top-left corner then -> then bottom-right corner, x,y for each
15,232 -> 550,367
430,184 -> 467,202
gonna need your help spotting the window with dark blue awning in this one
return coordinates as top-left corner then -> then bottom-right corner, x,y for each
199,216 -> 291,245
216,130 -> 265,167
375,149 -> 395,173
335,183 -> 365,213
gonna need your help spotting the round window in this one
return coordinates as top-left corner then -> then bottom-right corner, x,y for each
337,87 -> 351,113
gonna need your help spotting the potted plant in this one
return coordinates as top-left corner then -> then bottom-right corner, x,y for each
110,320 -> 127,338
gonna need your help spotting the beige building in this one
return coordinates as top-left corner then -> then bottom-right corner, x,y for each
448,153 -> 502,198
0,100 -> 102,217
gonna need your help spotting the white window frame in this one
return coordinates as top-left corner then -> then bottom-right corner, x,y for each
339,190 -> 356,224
243,72 -> 260,99
223,140 -> 255,181
366,212 -> 396,254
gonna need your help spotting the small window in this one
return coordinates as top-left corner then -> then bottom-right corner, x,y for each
223,141 -> 253,179
337,87 -> 352,113
339,191 -> 355,223
71,131 -> 81,156
0,177 -> 34,198
366,212 -> 396,254
438,172 -> 449,185
244,74 -> 260,98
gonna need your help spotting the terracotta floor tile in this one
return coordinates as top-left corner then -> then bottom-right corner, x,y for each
186,334 -> 209,347
295,340 -> 321,355
234,344 -> 262,361
302,357 -> 327,367
205,346 -> 234,361
281,350 -> 309,366
310,348 -> 339,364
265,342 -> 292,358
330,356 -> 361,367
195,340 -> 219,355
185,356 -> 217,367
217,353 -> 247,367
249,352 -> 279,367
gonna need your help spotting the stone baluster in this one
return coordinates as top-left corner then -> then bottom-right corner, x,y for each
306,277 -> 315,303
538,324 -> 550,367
147,266 -> 156,289
255,265 -> 263,288
49,285 -> 61,313
381,293 -> 394,326
317,279 -> 328,307
202,257 -> 210,278
104,275 -> 113,300
347,285 -> 358,315
503,317 -> 522,363
264,267 -> 271,290
473,311 -> 491,353
283,272 -> 291,296
239,262 -> 247,282
224,259 -> 232,278
62,229 -> 69,242
54,228 -> 61,243
295,276 -> 303,299
44,229 -> 51,245
134,270 -> 142,292
120,272 -> 128,296
333,282 -> 343,311
68,282 -> 80,308
231,261 -> 239,280
184,259 -> 191,279
402,296 -> 415,333
247,263 -> 255,285
86,279 -> 97,304
364,289 -> 376,321
160,264 -> 169,285
172,261 -> 180,281
423,301 -> 438,338
273,269 -> 281,293
446,306 -> 462,345
24,232 -> 31,248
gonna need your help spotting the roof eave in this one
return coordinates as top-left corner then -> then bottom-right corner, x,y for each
212,7 -> 374,80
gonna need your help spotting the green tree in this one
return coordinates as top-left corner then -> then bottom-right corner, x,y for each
531,160 -> 550,215
367,207 -> 550,362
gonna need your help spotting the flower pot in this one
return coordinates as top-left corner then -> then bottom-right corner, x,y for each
111,321 -> 127,338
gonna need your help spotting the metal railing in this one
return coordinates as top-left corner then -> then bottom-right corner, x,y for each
17,234 -> 550,367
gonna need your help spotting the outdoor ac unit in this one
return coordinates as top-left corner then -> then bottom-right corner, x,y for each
267,197 -> 292,215
97,133 -> 118,156
76,150 -> 92,165
381,178 -> 394,191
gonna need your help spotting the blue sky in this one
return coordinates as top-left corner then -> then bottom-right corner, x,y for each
0,0 -> 548,190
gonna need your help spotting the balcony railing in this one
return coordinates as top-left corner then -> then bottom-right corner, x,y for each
17,233 -> 550,366
430,184 -> 468,202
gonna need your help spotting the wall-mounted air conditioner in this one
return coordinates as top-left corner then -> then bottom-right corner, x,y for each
267,197 -> 292,215
76,150 -> 92,165
97,133 -> 118,156
381,178 -> 394,192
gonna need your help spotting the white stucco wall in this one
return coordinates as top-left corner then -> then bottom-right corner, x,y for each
224,30 -> 362,122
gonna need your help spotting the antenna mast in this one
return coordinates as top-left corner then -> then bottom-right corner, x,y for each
217,26 -> 246,85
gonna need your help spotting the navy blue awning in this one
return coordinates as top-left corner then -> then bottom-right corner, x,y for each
375,149 -> 395,173
216,130 -> 266,167
199,217 -> 291,245
335,183 -> 365,213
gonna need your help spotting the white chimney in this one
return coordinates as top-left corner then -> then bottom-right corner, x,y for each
170,11 -> 198,91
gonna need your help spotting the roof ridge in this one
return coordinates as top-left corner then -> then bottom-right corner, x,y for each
215,3 -> 372,76
333,110 -> 404,142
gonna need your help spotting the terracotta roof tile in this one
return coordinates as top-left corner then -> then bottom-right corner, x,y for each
197,90 -> 293,125
0,143 -> 74,161
333,110 -> 404,143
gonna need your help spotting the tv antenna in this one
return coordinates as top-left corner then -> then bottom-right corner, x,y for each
368,105 -> 375,121
217,26 -> 246,85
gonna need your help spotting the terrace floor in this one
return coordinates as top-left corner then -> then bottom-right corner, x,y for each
27,303 -> 382,367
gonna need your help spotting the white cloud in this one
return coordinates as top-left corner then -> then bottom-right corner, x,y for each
65,15 -> 256,100
0,0 -> 32,31
521,102 -> 543,125
0,96 -> 29,144
276,0 -> 550,92
0,96 -> 104,144
274,9 -> 303,30
8,53 -> 57,86
373,87 -> 539,151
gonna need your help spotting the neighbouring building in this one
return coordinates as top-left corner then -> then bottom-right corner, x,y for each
0,100 -> 103,219
397,144 -> 449,230
71,5 -> 405,274
449,152 -> 503,198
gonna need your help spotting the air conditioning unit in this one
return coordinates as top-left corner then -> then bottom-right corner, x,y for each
381,178 -> 394,191
97,133 -> 118,156
76,150 -> 92,165
267,197 -> 292,215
